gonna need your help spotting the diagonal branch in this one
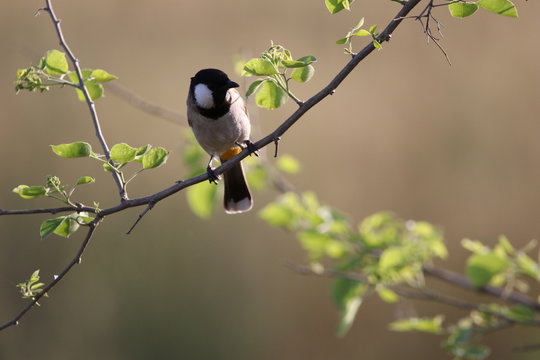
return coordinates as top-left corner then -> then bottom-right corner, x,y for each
42,0 -> 127,201
423,266 -> 540,311
0,221 -> 99,331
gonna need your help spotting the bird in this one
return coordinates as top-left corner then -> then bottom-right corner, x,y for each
186,68 -> 254,214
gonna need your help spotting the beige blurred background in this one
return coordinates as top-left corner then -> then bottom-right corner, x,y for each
1,0 -> 540,359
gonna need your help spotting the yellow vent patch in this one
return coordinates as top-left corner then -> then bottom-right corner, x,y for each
220,147 -> 242,161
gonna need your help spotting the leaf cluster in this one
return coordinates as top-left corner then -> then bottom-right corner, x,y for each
241,44 -> 316,109
260,193 -> 540,358
336,19 -> 383,54
15,49 -> 117,101
12,142 -> 168,239
16,270 -> 46,302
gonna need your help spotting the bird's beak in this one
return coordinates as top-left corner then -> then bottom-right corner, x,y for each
227,80 -> 240,89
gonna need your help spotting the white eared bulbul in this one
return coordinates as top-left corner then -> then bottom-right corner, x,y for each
187,68 -> 253,214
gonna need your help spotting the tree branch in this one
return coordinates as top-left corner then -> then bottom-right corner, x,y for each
0,221 -> 99,331
105,82 -> 184,125
288,263 -> 540,326
423,265 -> 540,311
42,0 -> 127,201
0,205 -> 96,216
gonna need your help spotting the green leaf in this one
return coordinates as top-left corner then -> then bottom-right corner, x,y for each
186,182 -> 217,219
53,215 -> 80,238
12,185 -> 47,199
466,253 -> 509,287
352,18 -> 365,31
259,202 -> 295,228
477,0 -> 518,17
133,145 -> 151,163
390,316 -> 444,334
369,24 -> 378,34
110,143 -> 138,163
30,270 -> 40,282
449,2 -> 479,17
497,235 -> 514,255
255,81 -> 288,110
276,154 -> 301,174
505,304 -> 536,322
103,163 -> 115,172
516,253 -> 540,280
45,50 -> 68,75
336,37 -> 349,44
51,142 -> 92,158
462,238 -> 489,254
75,176 -> 95,186
245,163 -> 268,190
379,247 -> 407,271
245,80 -> 264,98
359,212 -> 402,248
377,287 -> 399,303
68,71 -> 104,101
77,212 -> 94,224
38,57 -> 47,70
40,217 -> 65,239
332,278 -> 365,336
373,40 -> 383,50
298,230 -> 347,260
242,58 -> 277,76
325,0 -> 355,14
296,55 -> 317,64
281,60 -> 308,68
352,29 -> 372,36
91,69 -> 118,82
291,65 -> 315,83
142,147 -> 168,169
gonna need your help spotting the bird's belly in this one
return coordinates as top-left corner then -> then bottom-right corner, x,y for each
191,116 -> 248,156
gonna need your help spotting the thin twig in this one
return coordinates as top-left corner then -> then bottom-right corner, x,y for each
126,201 -> 155,235
105,82 -> 184,125
0,221 -> 99,331
0,205 -> 96,216
42,0 -> 127,200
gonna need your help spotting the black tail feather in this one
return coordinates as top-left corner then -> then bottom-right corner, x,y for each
223,162 -> 252,214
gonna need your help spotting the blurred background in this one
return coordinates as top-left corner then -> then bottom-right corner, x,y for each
1,0 -> 540,359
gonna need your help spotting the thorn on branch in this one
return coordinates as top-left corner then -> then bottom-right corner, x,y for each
34,7 -> 47,16
273,137 -> 281,158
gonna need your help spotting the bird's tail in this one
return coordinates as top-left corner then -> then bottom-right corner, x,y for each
222,161 -> 252,214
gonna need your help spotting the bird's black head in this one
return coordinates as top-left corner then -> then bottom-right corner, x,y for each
190,69 -> 239,118
191,69 -> 238,88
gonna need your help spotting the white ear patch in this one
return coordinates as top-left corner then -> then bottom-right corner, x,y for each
194,83 -> 214,109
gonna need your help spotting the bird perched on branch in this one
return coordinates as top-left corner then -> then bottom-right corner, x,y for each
187,68 -> 254,214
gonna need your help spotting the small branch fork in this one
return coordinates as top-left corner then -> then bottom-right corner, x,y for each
397,0 -> 453,64
0,0 -> 423,331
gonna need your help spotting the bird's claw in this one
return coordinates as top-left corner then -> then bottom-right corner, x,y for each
206,166 -> 220,184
